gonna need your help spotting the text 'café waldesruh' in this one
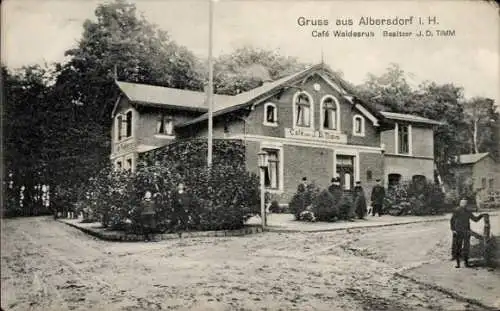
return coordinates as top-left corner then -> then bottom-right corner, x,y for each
110,63 -> 443,203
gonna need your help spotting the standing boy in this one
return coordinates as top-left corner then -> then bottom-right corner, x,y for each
450,198 -> 486,268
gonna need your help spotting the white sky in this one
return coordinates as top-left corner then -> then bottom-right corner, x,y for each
2,0 -> 499,104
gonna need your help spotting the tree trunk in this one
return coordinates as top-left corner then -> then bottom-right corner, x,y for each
473,119 -> 479,154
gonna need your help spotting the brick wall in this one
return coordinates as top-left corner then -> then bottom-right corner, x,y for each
359,152 -> 384,198
283,145 -> 333,192
242,74 -> 380,147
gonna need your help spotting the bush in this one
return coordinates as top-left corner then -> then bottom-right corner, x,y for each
311,189 -> 339,221
289,182 -> 321,219
289,184 -> 359,222
385,180 -> 447,216
268,200 -> 281,213
77,139 -> 260,233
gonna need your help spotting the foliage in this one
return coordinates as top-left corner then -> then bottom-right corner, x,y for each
2,65 -> 56,217
213,46 -> 310,95
355,63 -> 498,183
268,200 -> 282,213
289,184 -> 359,222
384,180 -> 447,216
311,189 -> 339,221
298,210 -> 316,222
463,97 -> 499,157
288,182 -> 321,219
78,140 -> 260,232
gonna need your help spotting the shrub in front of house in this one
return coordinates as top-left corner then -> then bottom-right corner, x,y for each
78,139 -> 260,233
311,189 -> 339,221
289,184 -> 360,222
384,180 -> 447,216
288,182 -> 321,219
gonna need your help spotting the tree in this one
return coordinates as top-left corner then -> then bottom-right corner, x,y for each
463,97 -> 498,155
410,82 -> 469,180
356,65 -> 472,183
213,46 -> 310,95
356,63 -> 414,112
48,0 -> 204,198
2,64 -> 56,215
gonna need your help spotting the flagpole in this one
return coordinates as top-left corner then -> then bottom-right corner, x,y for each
207,0 -> 214,168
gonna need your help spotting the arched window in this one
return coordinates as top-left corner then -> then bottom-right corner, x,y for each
263,103 -> 278,126
116,115 -> 123,141
293,92 -> 313,128
353,115 -> 365,136
321,95 -> 340,131
125,111 -> 133,138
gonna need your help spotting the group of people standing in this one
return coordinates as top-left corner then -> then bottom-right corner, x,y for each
298,176 -> 387,220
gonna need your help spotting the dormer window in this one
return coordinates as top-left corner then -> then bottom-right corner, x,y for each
157,114 -> 173,135
353,115 -> 365,136
294,92 -> 313,128
321,95 -> 340,131
264,103 -> 278,126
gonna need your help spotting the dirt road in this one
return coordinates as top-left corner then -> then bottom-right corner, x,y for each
1,217 -> 496,311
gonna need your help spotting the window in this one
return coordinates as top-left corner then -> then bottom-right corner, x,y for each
489,179 -> 494,190
322,97 -> 338,130
294,92 -> 312,127
482,178 -> 487,189
157,114 -> 173,135
116,161 -> 122,169
125,111 -> 132,138
116,116 -> 122,141
264,103 -> 278,126
264,150 -> 280,189
353,115 -> 365,136
366,170 -> 373,182
126,158 -> 132,172
388,173 -> 402,187
397,124 -> 410,154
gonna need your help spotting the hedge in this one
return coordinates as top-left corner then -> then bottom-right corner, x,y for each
75,139 -> 260,233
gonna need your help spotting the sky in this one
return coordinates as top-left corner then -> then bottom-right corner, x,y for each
2,0 -> 499,104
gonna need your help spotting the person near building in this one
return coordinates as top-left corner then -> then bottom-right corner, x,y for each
297,177 -> 308,193
328,177 -> 343,212
141,191 -> 157,241
172,183 -> 192,231
450,198 -> 487,268
371,178 -> 385,217
354,181 -> 367,219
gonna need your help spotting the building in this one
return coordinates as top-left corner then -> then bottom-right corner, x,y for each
110,64 -> 442,203
451,152 -> 500,202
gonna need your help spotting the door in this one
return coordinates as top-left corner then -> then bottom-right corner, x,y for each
336,155 -> 354,191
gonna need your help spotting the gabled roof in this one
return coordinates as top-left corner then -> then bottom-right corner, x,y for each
457,152 -> 491,165
115,81 -> 232,113
381,111 -> 444,126
176,64 -> 388,128
177,65 -> 319,128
